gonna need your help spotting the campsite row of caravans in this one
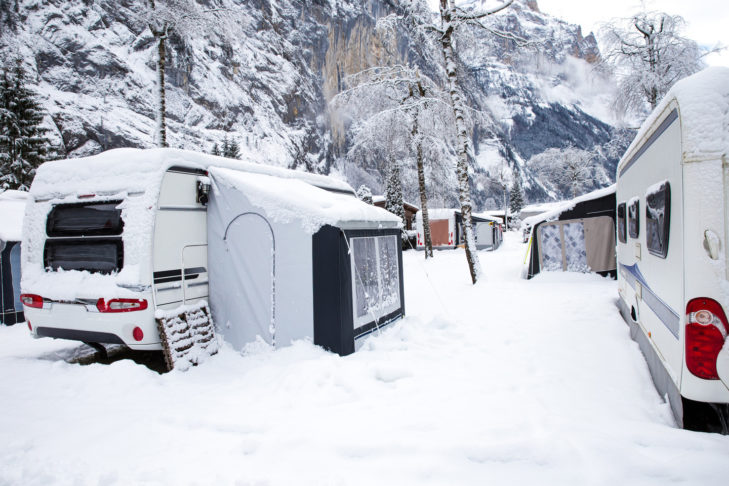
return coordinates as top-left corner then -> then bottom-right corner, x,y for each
614,67 -> 729,432
18,149 -> 406,356
0,191 -> 30,325
415,209 -> 503,251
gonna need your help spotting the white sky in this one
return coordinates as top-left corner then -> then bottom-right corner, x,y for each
428,0 -> 728,66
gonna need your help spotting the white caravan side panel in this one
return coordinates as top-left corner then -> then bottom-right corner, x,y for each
153,170 -> 208,310
617,106 -> 684,385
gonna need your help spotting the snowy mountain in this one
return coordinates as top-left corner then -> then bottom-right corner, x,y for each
0,0 -> 625,205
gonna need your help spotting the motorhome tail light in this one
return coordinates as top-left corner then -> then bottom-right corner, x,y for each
96,298 -> 148,313
27,321 -> 32,331
685,298 -> 729,380
132,327 -> 144,342
20,294 -> 44,309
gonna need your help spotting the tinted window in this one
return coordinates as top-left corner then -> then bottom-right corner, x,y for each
628,199 -> 640,239
646,182 -> 671,258
617,203 -> 627,243
44,240 -> 123,274
47,201 -> 124,237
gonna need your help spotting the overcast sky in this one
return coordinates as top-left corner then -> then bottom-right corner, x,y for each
427,0 -> 728,66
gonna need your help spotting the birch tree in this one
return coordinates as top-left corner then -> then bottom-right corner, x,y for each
409,0 -> 515,283
601,11 -> 716,117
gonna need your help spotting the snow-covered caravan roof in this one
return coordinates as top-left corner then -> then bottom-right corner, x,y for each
472,212 -> 502,224
209,168 -> 401,233
0,190 -> 30,242
522,185 -> 616,227
618,67 -> 729,170
29,148 -> 355,200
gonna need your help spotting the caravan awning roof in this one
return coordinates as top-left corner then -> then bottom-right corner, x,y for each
522,185 -> 616,227
30,148 -> 355,200
210,167 -> 402,234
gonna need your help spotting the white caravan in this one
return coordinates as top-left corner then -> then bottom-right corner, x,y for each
21,149 -> 405,357
616,67 -> 729,432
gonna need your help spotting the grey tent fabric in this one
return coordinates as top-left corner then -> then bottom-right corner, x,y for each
537,216 -> 616,274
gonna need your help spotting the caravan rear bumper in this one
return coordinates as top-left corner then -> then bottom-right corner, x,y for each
24,299 -> 162,350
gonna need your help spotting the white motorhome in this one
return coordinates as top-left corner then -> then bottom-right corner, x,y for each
616,67 -> 729,433
21,149 -> 405,357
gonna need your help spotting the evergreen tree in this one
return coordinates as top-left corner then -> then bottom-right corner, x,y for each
356,184 -> 373,205
509,178 -> 525,214
385,160 -> 405,225
225,137 -> 241,159
0,60 -> 50,191
210,142 -> 221,156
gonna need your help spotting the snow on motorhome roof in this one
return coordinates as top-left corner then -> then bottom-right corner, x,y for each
522,185 -> 616,227
30,148 -> 354,199
619,67 -> 729,168
0,190 -> 30,242
210,168 -> 401,234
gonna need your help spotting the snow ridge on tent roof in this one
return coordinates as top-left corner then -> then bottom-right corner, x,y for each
210,167 -> 401,234
522,184 -> 616,227
619,67 -> 729,170
30,148 -> 354,199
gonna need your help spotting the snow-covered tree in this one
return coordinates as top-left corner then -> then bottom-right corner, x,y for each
601,11 -> 716,117
509,177 -> 524,214
146,0 -> 223,147
528,146 -> 595,199
210,142 -> 221,156
0,60 -> 50,191
331,65 -> 457,259
221,135 -> 240,159
385,160 -> 406,225
395,0 -> 516,282
356,185 -> 374,205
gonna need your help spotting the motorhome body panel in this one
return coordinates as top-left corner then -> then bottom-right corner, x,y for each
153,169 -> 208,310
617,106 -> 684,385
680,158 -> 729,400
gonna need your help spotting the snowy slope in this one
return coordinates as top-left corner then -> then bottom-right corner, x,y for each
1,0 -> 623,206
1,233 -> 728,485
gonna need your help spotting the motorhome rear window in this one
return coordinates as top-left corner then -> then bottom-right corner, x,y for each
617,203 -> 627,243
628,199 -> 640,239
44,239 -> 123,274
351,235 -> 401,326
646,182 -> 671,258
46,201 -> 124,237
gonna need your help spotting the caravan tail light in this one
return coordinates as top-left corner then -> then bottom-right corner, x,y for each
96,298 -> 148,313
685,298 -> 729,380
20,294 -> 44,309
27,321 -> 32,332
132,327 -> 144,342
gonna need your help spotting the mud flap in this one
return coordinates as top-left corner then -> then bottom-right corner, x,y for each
155,302 -> 219,371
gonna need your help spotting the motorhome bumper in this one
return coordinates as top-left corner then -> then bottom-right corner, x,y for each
35,327 -> 125,345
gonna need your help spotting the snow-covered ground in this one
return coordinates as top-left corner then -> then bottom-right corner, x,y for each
1,232 -> 728,485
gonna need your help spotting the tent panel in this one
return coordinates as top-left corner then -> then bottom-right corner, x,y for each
430,219 -> 450,246
563,222 -> 589,272
539,223 -> 563,271
584,216 -> 617,272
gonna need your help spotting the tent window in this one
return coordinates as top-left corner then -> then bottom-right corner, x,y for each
351,235 -> 401,327
628,199 -> 640,239
646,182 -> 671,258
617,203 -> 627,243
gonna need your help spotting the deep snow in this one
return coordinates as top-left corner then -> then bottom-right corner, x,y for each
1,232 -> 728,485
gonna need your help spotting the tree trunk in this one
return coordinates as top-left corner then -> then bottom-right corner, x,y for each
439,1 -> 481,283
411,76 -> 433,258
154,30 -> 168,148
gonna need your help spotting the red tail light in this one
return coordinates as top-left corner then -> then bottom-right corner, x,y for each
20,294 -> 44,309
96,298 -> 148,313
27,321 -> 32,331
685,298 -> 729,380
132,327 -> 144,342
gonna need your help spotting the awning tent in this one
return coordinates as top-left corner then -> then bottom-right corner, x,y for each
0,191 -> 29,325
523,186 -> 617,279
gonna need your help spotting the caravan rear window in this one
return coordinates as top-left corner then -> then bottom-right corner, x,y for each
628,199 -> 640,239
350,235 -> 401,326
47,201 -> 124,237
44,201 -> 124,274
646,182 -> 671,258
617,203 -> 627,243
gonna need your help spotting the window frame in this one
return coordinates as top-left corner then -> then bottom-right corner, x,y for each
628,198 -> 640,239
645,182 -> 671,259
349,235 -> 402,329
44,238 -> 124,275
46,201 -> 124,237
617,202 -> 627,244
